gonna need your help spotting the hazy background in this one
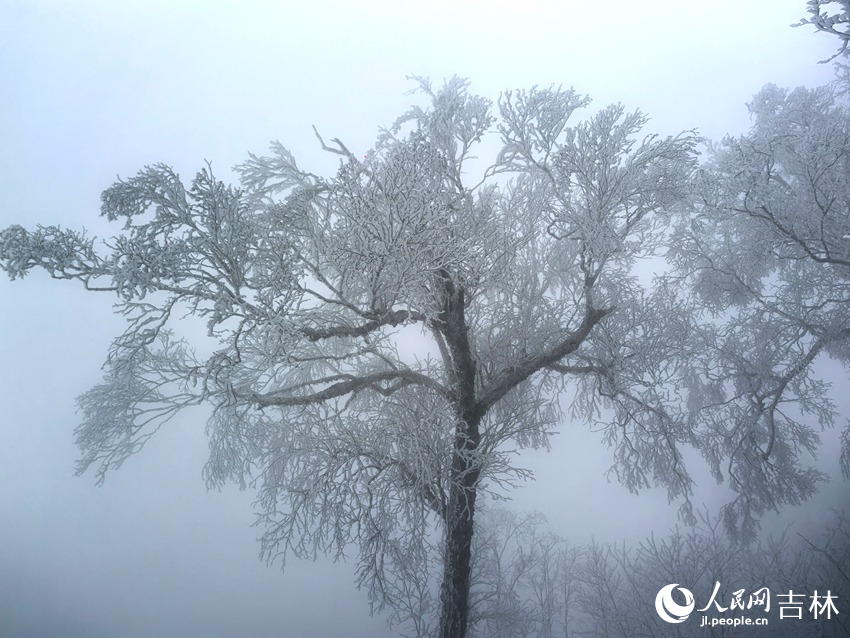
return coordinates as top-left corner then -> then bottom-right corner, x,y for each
0,1 -> 845,636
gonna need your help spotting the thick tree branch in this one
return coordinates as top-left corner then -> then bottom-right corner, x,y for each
478,306 -> 613,413
251,370 -> 450,407
301,309 -> 426,341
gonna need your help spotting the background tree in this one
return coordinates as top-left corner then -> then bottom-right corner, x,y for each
472,504 -> 848,637
468,507 -> 581,638
578,510 -> 848,637
669,80 -> 850,541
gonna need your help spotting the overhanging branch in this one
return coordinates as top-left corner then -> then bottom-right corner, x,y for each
251,369 -> 450,407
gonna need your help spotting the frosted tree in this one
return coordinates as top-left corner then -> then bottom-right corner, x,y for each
573,511 -> 848,638
466,505 -> 848,637
670,82 -> 850,540
795,0 -> 850,62
468,507 -> 581,638
2,77 -> 706,637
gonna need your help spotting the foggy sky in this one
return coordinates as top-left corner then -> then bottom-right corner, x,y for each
0,1 -> 845,636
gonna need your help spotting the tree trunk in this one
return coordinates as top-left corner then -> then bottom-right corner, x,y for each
435,271 -> 481,638
438,426 -> 480,638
